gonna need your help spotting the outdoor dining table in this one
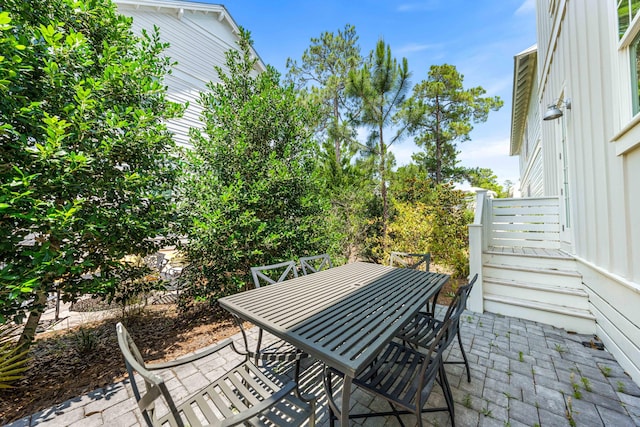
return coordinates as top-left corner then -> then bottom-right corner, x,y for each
218,261 -> 450,425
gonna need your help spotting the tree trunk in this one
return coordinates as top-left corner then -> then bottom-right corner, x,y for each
17,290 -> 47,348
435,97 -> 442,184
334,96 -> 341,164
379,118 -> 388,245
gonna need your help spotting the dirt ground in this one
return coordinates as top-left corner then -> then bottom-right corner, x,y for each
0,276 -> 462,425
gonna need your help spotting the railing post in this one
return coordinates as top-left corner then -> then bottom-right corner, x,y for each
467,190 -> 488,313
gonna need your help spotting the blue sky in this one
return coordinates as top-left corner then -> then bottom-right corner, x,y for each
216,0 -> 537,185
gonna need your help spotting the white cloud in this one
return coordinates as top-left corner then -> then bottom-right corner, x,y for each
482,76 -> 513,97
459,137 -> 510,160
515,0 -> 536,16
459,137 -> 520,183
396,42 -> 442,55
397,1 -> 440,12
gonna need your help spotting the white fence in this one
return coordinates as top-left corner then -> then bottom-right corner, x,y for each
468,192 -> 560,313
489,197 -> 560,249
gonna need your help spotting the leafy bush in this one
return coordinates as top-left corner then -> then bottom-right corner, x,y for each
387,182 -> 472,277
428,184 -> 473,277
0,0 -> 182,345
179,30 -> 332,302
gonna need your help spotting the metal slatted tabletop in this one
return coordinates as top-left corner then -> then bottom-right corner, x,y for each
219,262 -> 450,425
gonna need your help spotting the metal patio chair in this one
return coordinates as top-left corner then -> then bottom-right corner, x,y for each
323,317 -> 456,427
396,274 -> 478,382
299,254 -> 332,275
238,261 -> 308,384
389,251 -> 431,272
116,322 -> 316,427
390,251 -> 438,314
250,260 -> 298,287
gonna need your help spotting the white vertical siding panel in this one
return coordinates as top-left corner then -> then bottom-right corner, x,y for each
598,7 -> 633,279
532,0 -> 640,386
562,2 -> 585,257
565,1 -> 629,277
571,2 -> 597,262
587,4 -> 611,271
625,148 -> 640,282
530,149 -> 544,196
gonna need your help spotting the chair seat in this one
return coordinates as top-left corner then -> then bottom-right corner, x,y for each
396,311 -> 443,348
350,341 -> 441,411
250,336 -> 309,363
323,317 -> 455,426
116,323 -> 316,427
155,360 -> 312,427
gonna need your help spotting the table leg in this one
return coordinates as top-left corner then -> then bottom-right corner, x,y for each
341,375 -> 352,426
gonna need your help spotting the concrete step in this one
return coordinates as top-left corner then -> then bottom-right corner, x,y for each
484,293 -> 596,334
484,278 -> 590,310
483,262 -> 583,288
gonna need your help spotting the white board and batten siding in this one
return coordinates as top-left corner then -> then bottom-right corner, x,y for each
115,0 -> 266,148
535,0 -> 640,384
519,74 -> 544,197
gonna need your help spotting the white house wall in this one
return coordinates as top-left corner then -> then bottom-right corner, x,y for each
116,2 -> 258,148
520,75 -> 544,197
520,144 -> 543,197
536,0 -> 640,383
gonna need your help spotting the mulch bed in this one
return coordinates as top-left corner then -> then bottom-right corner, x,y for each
0,303 -> 240,425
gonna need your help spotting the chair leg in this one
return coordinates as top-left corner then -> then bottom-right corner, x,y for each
456,327 -> 471,382
293,357 -> 302,398
327,369 -> 335,427
387,401 -> 406,427
439,363 -> 456,427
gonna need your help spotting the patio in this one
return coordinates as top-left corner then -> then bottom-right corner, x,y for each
8,308 -> 640,427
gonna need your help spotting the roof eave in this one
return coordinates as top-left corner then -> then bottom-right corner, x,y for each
114,0 -> 267,72
510,45 -> 537,156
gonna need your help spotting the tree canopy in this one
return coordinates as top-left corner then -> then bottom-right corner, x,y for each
0,0 -> 182,345
179,29 -> 331,301
347,39 -> 410,244
400,64 -> 503,184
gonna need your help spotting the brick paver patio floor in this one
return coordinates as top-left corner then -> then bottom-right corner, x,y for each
7,308 -> 640,426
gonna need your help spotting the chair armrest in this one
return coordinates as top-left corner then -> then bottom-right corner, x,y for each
147,338 -> 235,370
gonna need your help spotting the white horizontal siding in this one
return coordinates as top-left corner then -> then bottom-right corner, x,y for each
116,3 -> 255,149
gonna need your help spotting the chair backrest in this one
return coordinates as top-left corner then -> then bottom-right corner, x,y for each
440,273 -> 478,345
389,251 -> 431,272
116,322 -> 174,427
250,260 -> 298,288
415,316 -> 453,403
299,254 -> 332,275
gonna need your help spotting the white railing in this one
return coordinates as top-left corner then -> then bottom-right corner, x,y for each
467,190 -> 488,313
490,197 -> 560,249
467,193 -> 561,313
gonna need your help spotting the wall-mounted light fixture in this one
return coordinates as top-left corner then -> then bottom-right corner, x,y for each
543,99 -> 571,121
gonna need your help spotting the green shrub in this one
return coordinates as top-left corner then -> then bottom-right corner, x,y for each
179,30 -> 332,302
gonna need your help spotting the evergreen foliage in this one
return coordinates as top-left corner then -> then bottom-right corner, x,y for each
179,30 -> 331,301
347,39 -> 410,244
0,0 -> 182,345
400,64 -> 503,184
